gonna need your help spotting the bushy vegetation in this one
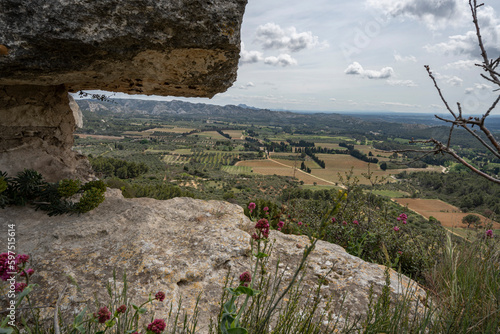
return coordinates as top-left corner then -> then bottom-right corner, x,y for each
395,170 -> 500,214
248,173 -> 446,282
90,156 -> 149,179
0,170 -> 106,215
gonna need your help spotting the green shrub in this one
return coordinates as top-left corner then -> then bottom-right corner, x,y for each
0,170 -> 107,216
57,179 -> 81,198
76,187 -> 106,213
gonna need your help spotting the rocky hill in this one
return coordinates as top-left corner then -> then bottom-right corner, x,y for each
0,190 -> 426,332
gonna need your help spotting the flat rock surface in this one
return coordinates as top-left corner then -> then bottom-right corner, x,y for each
0,190 -> 426,332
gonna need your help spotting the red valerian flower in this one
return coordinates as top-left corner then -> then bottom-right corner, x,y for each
298,221 -> 303,226
0,253 -> 15,281
393,226 -> 400,232
96,306 -> 111,323
486,229 -> 494,238
255,218 -> 269,229
248,202 -> 256,210
155,291 -> 166,302
263,206 -> 269,212
14,282 -> 27,293
147,319 -> 166,334
117,304 -> 127,313
16,254 -> 29,265
20,268 -> 35,277
239,271 -> 251,284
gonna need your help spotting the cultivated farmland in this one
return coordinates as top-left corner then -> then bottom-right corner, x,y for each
393,198 -> 500,229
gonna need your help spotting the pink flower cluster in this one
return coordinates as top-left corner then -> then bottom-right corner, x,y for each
0,253 -> 34,282
248,202 -> 256,213
96,306 -> 111,324
14,282 -> 27,292
147,319 -> 166,334
155,291 -> 166,302
239,271 -> 252,287
116,304 -> 127,314
277,221 -> 284,231
486,229 -> 494,238
397,213 -> 408,224
252,218 -> 270,240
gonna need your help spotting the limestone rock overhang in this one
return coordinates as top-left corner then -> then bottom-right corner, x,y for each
0,0 -> 247,181
0,0 -> 247,97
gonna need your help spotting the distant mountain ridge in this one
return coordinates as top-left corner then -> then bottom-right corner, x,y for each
75,98 -> 365,128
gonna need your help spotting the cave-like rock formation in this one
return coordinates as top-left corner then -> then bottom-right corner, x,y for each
0,0 -> 247,181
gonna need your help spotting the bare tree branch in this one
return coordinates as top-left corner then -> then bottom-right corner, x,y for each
400,139 -> 500,185
395,0 -> 500,184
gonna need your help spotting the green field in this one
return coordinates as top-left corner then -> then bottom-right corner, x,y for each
221,166 -> 253,175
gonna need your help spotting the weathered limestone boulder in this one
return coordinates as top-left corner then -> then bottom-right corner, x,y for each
0,0 -> 246,180
0,85 -> 91,181
0,191 -> 427,332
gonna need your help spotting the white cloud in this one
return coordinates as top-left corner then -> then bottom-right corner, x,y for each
430,104 -> 445,109
239,42 -> 263,64
443,59 -> 480,70
344,62 -> 394,79
435,73 -> 463,86
367,0 -> 467,30
394,53 -> 417,62
255,23 -> 328,52
386,79 -> 418,87
237,82 -> 256,90
264,54 -> 298,67
381,101 -> 419,108
465,82 -> 493,94
329,98 -> 336,101
424,5 -> 500,56
446,76 -> 463,86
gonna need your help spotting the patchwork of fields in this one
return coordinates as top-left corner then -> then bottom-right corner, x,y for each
239,151 -> 442,186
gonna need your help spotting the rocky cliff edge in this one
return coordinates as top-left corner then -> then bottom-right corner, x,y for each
0,190 -> 427,332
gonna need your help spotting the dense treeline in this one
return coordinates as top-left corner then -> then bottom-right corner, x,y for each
304,147 -> 325,168
264,141 -> 292,153
216,130 -> 231,140
90,157 -> 149,179
397,171 -> 500,214
245,137 -> 259,143
286,139 -> 315,147
300,161 -> 312,173
339,142 -> 378,163
295,147 -> 348,154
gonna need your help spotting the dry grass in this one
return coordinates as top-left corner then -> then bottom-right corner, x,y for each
393,198 -> 500,229
224,130 -> 244,139
236,159 -> 333,185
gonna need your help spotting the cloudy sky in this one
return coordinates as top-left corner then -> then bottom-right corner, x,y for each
96,0 -> 500,114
